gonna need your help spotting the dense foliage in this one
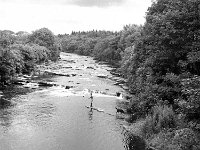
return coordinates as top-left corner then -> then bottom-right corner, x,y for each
123,0 -> 200,123
0,28 -> 60,87
60,25 -> 142,65
120,0 -> 200,149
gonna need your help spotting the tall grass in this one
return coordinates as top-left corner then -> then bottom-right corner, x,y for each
142,105 -> 177,138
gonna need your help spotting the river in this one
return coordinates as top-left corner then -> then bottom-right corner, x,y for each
0,52 -> 145,150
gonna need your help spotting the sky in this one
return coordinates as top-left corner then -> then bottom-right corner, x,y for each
0,0 -> 152,35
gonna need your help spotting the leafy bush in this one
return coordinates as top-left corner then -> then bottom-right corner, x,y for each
147,128 -> 200,150
148,130 -> 175,150
0,49 -> 19,85
142,105 -> 177,137
175,76 -> 200,131
30,44 -> 50,63
169,128 -> 200,150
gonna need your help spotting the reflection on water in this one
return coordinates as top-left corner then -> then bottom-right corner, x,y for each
88,109 -> 93,121
0,109 -> 13,128
0,98 -> 12,109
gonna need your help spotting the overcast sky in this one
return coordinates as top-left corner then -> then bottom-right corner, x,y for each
0,0 -> 152,35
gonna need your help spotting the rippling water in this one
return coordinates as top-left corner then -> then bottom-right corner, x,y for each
0,53 -> 145,150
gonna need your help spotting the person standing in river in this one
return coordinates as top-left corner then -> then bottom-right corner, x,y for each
88,91 -> 94,120
90,91 -> 93,108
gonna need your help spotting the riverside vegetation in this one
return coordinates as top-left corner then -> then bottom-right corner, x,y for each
59,0 -> 200,149
1,0 -> 200,149
0,28 -> 60,87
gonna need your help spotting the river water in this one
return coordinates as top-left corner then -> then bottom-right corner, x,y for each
0,53 -> 145,150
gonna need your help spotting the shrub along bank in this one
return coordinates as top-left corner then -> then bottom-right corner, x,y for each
0,28 -> 60,87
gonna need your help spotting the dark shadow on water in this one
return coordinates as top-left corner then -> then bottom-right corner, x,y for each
0,100 -> 14,128
122,129 -> 146,150
1,85 -> 35,100
0,98 -> 12,109
88,92 -> 94,121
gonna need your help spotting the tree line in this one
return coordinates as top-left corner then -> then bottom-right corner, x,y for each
0,28 -> 60,87
60,0 -> 200,149
59,25 -> 142,66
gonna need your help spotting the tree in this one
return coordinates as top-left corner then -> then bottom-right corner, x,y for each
29,28 -> 55,48
15,31 -> 30,44
0,48 -> 22,85
120,0 -> 200,117
29,28 -> 60,61
118,24 -> 142,50
143,0 -> 200,75
0,30 -> 16,48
